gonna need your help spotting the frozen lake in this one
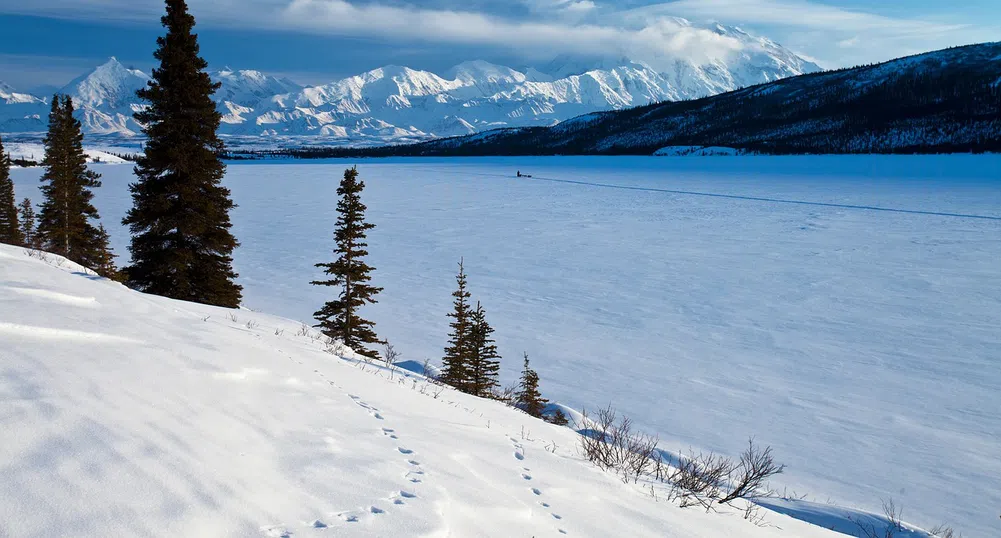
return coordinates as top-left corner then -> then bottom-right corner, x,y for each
11,155 -> 1001,536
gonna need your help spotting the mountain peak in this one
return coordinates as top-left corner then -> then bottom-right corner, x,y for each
60,57 -> 150,110
446,60 -> 526,84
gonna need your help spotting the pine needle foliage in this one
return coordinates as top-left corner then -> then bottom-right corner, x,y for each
17,198 -> 38,248
123,0 -> 241,307
312,166 -> 383,359
515,353 -> 549,418
0,134 -> 22,245
36,96 -> 115,274
468,301 -> 502,398
441,258 -> 473,391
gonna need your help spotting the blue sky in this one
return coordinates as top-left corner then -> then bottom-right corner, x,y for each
0,0 -> 997,90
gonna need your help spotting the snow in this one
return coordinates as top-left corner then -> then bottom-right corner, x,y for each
3,142 -> 129,165
1,243 -> 841,538
0,22 -> 819,143
7,155 -> 999,537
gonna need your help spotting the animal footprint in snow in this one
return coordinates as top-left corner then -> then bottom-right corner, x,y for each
390,490 -> 417,505
540,502 -> 550,508
261,526 -> 292,537
531,488 -> 542,496
370,506 -> 385,515
398,447 -> 413,454
514,451 -> 525,460
552,514 -> 562,520
370,411 -> 384,420
521,473 -> 532,480
381,428 -> 398,439
310,520 -> 328,528
337,511 -> 359,523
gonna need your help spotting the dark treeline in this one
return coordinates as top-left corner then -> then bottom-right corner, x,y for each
225,42 -> 1001,159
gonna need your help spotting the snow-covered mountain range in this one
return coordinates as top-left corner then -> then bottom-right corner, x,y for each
0,22 -> 819,144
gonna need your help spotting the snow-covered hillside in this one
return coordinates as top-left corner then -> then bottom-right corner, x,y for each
0,20 -> 819,143
7,155 -> 996,537
0,243 -> 847,538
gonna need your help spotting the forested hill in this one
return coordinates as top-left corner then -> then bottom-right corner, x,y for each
249,42 -> 1001,158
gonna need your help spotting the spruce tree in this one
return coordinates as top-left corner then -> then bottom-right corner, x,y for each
442,259 -> 473,391
89,224 -> 120,280
37,96 -> 111,269
312,166 -> 383,359
468,301 -> 501,398
18,198 -> 37,248
123,0 -> 242,307
515,353 -> 548,418
0,134 -> 22,245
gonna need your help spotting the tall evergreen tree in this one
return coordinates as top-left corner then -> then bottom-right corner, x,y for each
18,198 -> 38,248
468,301 -> 502,397
312,166 -> 383,359
442,259 -> 473,391
36,96 -> 113,272
515,353 -> 548,418
123,0 -> 242,307
0,134 -> 23,245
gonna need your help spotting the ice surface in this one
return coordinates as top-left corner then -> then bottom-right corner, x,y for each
9,155 -> 1000,536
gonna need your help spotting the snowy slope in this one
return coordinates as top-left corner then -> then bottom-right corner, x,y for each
0,243 -> 847,538
0,82 -> 48,133
59,57 -> 151,136
0,20 -> 819,143
8,156 -> 997,536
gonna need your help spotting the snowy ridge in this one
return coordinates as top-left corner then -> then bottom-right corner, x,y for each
373,42 -> 1001,156
0,243 -> 850,538
0,20 -> 819,143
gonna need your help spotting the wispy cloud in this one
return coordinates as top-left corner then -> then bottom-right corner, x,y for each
0,0 -> 995,69
630,0 -> 995,65
271,0 -> 742,65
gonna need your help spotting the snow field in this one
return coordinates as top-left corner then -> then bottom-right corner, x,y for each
0,244 -> 840,537
8,154 -> 1001,536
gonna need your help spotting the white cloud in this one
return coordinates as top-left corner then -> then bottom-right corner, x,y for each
273,0 -> 742,65
1,0 -> 994,69
622,0 -> 998,66
636,0 -> 969,35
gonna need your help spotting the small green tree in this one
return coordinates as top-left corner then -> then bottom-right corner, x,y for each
441,258 -> 473,391
89,224 -> 120,280
468,301 -> 501,397
17,198 -> 38,248
515,353 -> 548,418
0,134 -> 22,245
312,166 -> 383,359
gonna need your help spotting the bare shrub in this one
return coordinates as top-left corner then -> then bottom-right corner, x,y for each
382,342 -> 401,366
665,450 -> 734,510
929,525 -> 960,538
850,498 -> 905,538
227,312 -> 238,323
577,405 -> 662,484
717,439 -> 785,504
245,320 -> 259,330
